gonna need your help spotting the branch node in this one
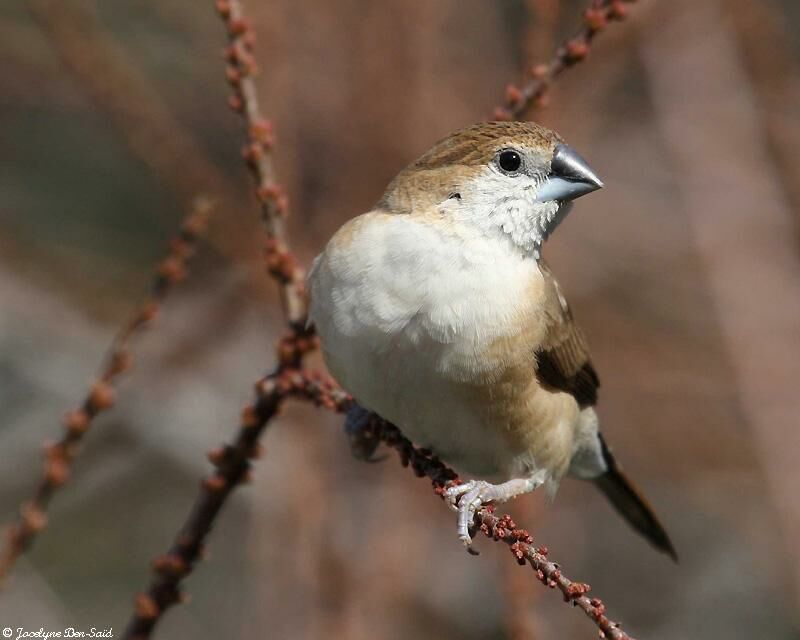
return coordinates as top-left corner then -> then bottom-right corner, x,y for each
88,381 -> 116,412
134,594 -> 161,620
152,554 -> 189,578
203,474 -> 229,493
63,409 -> 91,435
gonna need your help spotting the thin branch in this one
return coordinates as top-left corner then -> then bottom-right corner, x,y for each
346,412 -> 636,640
493,0 -> 637,120
127,364 -> 637,640
121,0 -> 320,634
216,0 -> 308,329
123,372 -> 282,639
477,511 -> 633,640
122,369 -> 347,639
0,198 -> 213,584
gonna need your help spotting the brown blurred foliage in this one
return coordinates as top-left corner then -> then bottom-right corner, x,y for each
1,0 -> 800,638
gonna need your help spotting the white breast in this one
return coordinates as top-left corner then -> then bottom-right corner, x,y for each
309,211 -> 549,479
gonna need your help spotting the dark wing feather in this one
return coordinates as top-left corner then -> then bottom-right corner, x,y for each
535,266 -> 676,558
535,262 -> 599,408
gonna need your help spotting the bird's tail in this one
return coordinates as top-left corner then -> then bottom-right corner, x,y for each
593,434 -> 677,561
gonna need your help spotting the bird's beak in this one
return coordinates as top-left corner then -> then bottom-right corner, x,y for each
535,143 -> 604,203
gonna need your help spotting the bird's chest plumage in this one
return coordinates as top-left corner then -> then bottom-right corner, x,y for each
309,212 -> 576,480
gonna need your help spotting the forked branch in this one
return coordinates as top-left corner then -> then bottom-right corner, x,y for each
122,370 -> 347,639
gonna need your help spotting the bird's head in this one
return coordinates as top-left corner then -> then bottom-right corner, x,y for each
378,121 -> 603,258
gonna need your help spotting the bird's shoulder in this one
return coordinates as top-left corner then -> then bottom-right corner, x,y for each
535,260 -> 600,408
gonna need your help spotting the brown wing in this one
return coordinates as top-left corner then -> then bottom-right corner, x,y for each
535,262 -> 599,408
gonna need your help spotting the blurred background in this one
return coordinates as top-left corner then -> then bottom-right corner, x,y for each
2,0 -> 800,638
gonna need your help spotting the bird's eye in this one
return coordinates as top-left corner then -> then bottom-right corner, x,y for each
497,149 -> 522,174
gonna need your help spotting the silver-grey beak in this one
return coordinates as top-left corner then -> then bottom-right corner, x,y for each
535,143 -> 604,203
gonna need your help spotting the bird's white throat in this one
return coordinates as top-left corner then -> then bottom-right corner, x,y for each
445,170 -> 567,259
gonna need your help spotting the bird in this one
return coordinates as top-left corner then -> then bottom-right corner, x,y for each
308,121 -> 676,559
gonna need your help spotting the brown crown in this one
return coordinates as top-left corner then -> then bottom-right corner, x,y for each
413,121 -> 561,169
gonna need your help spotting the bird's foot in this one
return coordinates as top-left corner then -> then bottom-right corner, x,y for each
344,404 -> 385,462
444,473 -> 547,547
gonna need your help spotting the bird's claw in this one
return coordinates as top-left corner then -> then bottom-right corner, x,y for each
443,474 -> 548,548
444,480 -> 499,547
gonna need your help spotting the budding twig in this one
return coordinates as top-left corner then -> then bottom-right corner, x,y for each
121,1 -> 322,634
494,0 -> 637,120
0,198 -> 213,584
122,369 -> 347,639
216,0 -> 308,329
346,413 -> 636,640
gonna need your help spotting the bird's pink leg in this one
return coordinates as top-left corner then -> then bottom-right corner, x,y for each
444,472 -> 548,546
